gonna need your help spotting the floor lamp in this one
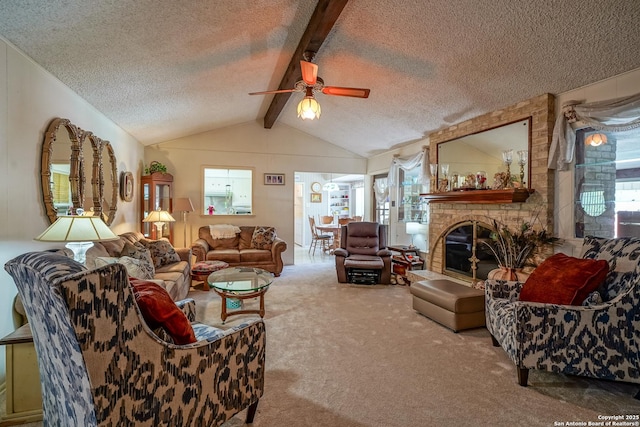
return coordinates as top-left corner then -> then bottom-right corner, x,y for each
173,197 -> 195,247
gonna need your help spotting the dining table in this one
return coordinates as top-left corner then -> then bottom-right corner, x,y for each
315,223 -> 342,253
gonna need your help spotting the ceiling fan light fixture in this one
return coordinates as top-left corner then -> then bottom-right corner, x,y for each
297,88 -> 321,120
585,133 -> 607,147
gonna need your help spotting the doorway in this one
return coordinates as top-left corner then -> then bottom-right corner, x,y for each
293,172 -> 365,264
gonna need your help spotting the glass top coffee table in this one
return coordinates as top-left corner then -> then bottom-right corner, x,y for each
207,267 -> 274,323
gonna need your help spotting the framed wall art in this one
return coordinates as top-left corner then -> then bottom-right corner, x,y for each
264,173 -> 285,185
310,193 -> 322,203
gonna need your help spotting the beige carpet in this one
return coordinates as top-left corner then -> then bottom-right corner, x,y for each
4,262 -> 640,426
191,263 -> 640,427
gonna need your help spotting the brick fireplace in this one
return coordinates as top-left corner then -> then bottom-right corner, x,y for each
426,94 -> 556,279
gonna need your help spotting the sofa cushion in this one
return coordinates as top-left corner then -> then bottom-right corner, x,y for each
251,226 -> 276,250
120,242 -> 155,278
130,278 -> 196,345
519,253 -> 609,305
205,249 -> 241,264
239,249 -> 273,263
238,227 -> 255,250
142,239 -> 181,268
95,256 -> 154,280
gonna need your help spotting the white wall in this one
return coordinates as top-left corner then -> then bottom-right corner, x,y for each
555,68 -> 640,255
0,38 -> 144,384
145,121 -> 367,265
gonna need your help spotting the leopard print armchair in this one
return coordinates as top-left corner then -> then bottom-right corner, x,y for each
485,236 -> 640,392
4,251 -> 265,426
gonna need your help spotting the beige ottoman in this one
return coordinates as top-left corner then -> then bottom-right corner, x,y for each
410,279 -> 485,332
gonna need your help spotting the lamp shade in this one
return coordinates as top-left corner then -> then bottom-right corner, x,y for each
405,222 -> 428,235
143,209 -> 176,223
297,87 -> 321,120
585,133 -> 607,147
173,198 -> 194,213
35,216 -> 118,242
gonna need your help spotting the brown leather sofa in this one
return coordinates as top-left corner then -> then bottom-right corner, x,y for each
191,226 -> 287,276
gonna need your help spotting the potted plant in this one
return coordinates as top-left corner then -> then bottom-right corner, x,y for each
144,161 -> 168,175
484,211 -> 561,281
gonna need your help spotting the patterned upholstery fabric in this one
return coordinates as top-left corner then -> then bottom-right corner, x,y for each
485,236 -> 640,386
251,226 -> 277,250
141,238 -> 181,268
4,251 -> 265,427
119,241 -> 156,277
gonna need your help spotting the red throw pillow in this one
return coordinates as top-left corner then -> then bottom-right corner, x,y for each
130,279 -> 197,345
519,253 -> 609,305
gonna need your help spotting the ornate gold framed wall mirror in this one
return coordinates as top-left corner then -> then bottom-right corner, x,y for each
41,117 -> 119,225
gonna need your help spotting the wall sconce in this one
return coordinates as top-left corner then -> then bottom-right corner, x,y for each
585,133 -> 607,147
297,87 -> 321,120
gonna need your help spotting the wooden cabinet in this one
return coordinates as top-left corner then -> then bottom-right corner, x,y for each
0,324 -> 43,426
140,173 -> 174,243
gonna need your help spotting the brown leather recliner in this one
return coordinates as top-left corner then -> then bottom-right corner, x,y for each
334,222 -> 392,284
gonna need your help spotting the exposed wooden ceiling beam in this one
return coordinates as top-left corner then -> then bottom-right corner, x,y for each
263,0 -> 349,129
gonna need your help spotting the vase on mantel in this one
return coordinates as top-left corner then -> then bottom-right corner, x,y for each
487,266 -> 530,282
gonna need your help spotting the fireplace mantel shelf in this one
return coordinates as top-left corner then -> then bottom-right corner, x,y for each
420,188 -> 534,204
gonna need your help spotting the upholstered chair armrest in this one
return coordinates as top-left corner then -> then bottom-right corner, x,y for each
175,298 -> 196,322
334,248 -> 349,257
377,248 -> 392,257
485,279 -> 524,302
191,239 -> 210,262
271,238 -> 287,256
511,298 -> 637,373
174,247 -> 192,264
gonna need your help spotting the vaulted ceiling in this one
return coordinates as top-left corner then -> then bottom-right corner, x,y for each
1,0 -> 639,158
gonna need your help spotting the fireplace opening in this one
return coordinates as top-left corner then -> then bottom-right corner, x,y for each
443,221 -> 498,282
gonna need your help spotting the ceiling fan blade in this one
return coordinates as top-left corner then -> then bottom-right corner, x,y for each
300,60 -> 318,86
249,89 -> 296,95
321,86 -> 370,98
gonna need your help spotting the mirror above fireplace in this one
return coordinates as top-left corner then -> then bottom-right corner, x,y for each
436,118 -> 532,190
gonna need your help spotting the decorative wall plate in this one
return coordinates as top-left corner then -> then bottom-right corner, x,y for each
120,171 -> 134,202
311,181 -> 321,192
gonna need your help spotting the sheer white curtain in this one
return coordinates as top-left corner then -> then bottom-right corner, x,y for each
373,179 -> 389,207
387,146 -> 430,189
548,92 -> 640,170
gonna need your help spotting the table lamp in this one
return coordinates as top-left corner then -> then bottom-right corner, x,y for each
173,197 -> 195,247
143,209 -> 176,239
35,210 -> 119,264
405,222 -> 428,248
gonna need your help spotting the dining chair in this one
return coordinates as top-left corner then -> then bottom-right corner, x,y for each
309,216 -> 332,255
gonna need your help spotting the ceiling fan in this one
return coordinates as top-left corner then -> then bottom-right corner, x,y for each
249,53 -> 370,120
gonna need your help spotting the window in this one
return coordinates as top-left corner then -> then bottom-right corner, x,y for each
373,174 -> 389,225
202,167 -> 253,215
574,128 -> 640,238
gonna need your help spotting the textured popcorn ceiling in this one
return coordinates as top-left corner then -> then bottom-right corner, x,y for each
1,0 -> 639,157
